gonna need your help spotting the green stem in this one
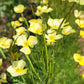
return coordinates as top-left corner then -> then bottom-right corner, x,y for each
30,4 -> 36,19
21,76 -> 26,83
25,55 -> 44,83
43,34 -> 48,72
57,3 -> 74,33
21,14 -> 30,36
0,48 -> 6,59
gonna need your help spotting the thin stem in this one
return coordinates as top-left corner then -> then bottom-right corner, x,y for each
43,34 -> 48,72
0,48 -> 6,59
25,55 -> 44,84
57,3 -> 74,33
30,4 -> 36,19
21,14 -> 30,36
21,76 -> 26,83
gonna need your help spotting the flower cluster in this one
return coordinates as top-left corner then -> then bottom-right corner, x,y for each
74,9 -> 84,38
6,4 -> 38,77
45,18 -> 75,45
35,0 -> 53,16
62,0 -> 84,5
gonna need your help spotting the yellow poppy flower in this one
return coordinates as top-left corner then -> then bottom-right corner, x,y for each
75,19 -> 84,28
29,19 -> 46,35
41,0 -> 48,4
1,73 -> 7,83
73,53 -> 82,62
29,19 -> 42,24
7,60 -> 27,77
0,59 -> 2,67
45,29 -> 63,45
19,17 -> 24,22
73,53 -> 84,66
62,26 -> 76,35
79,56 -> 84,66
74,0 -> 84,5
68,0 -> 74,2
41,6 -> 53,13
82,73 -> 84,79
14,4 -> 25,13
47,18 -> 66,29
80,30 -> 84,38
35,10 -> 43,16
11,20 -> 22,28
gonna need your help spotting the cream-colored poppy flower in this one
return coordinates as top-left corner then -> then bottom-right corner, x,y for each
41,6 -> 53,13
29,19 -> 42,24
80,0 -> 84,5
35,5 -> 53,16
27,36 -> 38,48
45,29 -> 63,45
7,60 -> 27,77
1,73 -> 7,83
14,4 -> 25,13
68,0 -> 74,2
19,17 -> 24,22
41,0 -> 48,4
0,37 -> 12,49
74,10 -> 84,19
15,34 -> 38,54
35,10 -> 43,16
47,18 -> 65,29
47,29 -> 56,34
62,0 -> 84,5
47,18 -> 60,29
29,23 -> 42,35
11,20 -> 22,28
16,27 -> 27,35
15,34 -> 28,46
20,46 -> 31,55
62,26 -> 76,35
13,32 -> 27,40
